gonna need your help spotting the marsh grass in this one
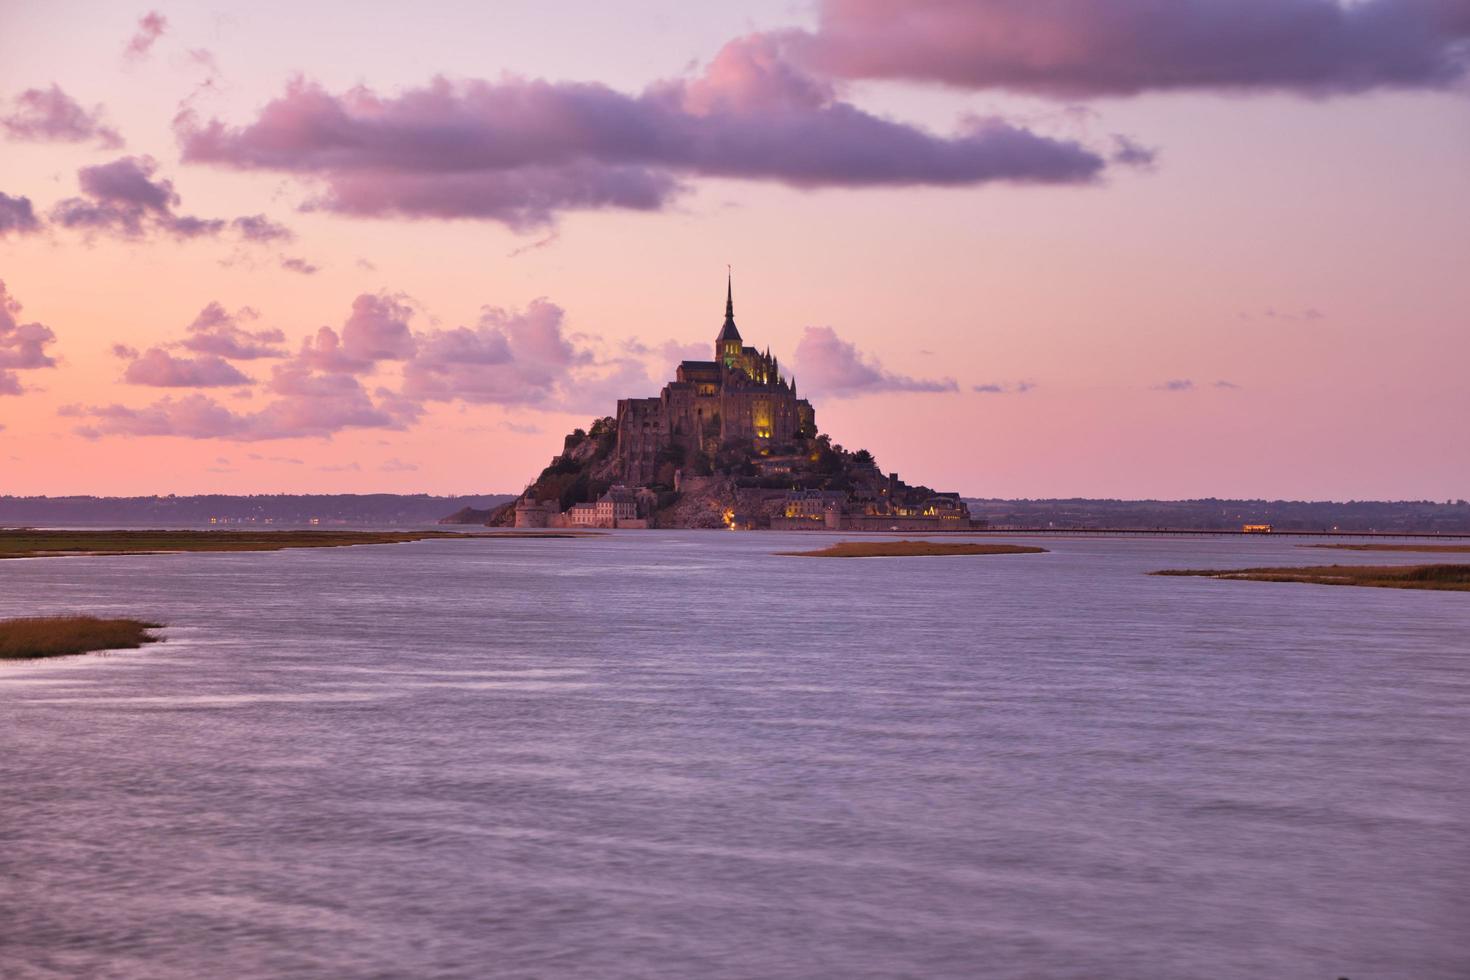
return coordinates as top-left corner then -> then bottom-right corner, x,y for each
778,541 -> 1048,559
1154,563 -> 1470,591
0,529 -> 543,560
0,616 -> 163,660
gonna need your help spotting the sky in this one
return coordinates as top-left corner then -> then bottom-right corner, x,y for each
1,0 -> 1468,500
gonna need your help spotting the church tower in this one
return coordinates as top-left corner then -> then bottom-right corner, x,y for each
716,272 -> 742,368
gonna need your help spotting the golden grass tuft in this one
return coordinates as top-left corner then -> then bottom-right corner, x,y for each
1153,563 -> 1470,591
0,616 -> 164,660
777,540 -> 1048,559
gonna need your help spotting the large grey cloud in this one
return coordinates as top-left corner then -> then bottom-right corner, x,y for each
793,0 -> 1470,97
175,35 -> 1112,229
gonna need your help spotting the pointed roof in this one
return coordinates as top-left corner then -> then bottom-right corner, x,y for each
717,270 -> 741,344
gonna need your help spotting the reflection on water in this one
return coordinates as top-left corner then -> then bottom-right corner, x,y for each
2,533 -> 1468,979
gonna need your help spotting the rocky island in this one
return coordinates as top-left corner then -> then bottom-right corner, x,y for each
471,279 -> 977,531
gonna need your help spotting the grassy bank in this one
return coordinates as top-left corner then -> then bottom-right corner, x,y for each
1154,563 -> 1470,591
1308,543 -> 1470,554
778,541 -> 1048,559
0,528 -> 586,560
0,616 -> 163,660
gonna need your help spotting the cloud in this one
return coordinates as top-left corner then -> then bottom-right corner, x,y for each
0,280 -> 59,395
1260,306 -> 1328,322
47,157 -> 289,244
380,457 -> 417,472
121,348 -> 254,387
1110,134 -> 1158,169
125,11 -> 167,60
1214,379 -> 1241,389
794,325 -> 957,397
181,302 -> 287,359
231,214 -> 294,242
48,155 -> 226,239
175,36 -> 1110,229
973,380 -> 1036,394
1154,379 -> 1195,392
793,0 -> 1470,97
402,297 -> 588,405
68,362 -> 420,441
2,85 -> 124,148
0,193 -> 41,237
508,230 -> 559,257
280,256 -> 318,275
298,292 -> 418,373
498,420 -> 542,435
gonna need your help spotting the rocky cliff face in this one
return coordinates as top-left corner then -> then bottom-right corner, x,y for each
467,412 -> 949,529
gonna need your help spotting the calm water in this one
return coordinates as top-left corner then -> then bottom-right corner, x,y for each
2,533 -> 1467,979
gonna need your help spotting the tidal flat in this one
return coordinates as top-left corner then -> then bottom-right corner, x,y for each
0,528 -> 584,560
1155,562 -> 1470,591
1308,543 -> 1470,554
776,540 -> 1048,558
0,615 -> 162,660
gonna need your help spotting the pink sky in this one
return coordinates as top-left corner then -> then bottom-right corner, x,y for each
2,1 -> 1468,499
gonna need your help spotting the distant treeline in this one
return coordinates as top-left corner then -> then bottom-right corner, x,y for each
965,498 -> 1470,533
0,494 -> 515,527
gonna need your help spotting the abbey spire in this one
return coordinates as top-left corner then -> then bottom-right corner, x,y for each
716,269 -> 743,364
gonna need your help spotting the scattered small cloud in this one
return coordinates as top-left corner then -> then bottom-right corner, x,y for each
1266,306 -> 1326,322
0,279 -> 59,396
0,193 -> 41,238
49,155 -> 224,240
380,457 -> 418,472
121,347 -> 254,387
124,11 -> 167,61
973,380 -> 1037,394
231,214 -> 294,243
1,85 -> 124,148
508,230 -> 560,258
1110,134 -> 1158,169
280,256 -> 318,275
318,462 -> 362,472
47,157 -> 294,245
498,420 -> 542,435
1154,379 -> 1195,392
181,302 -> 287,359
1214,379 -> 1241,389
794,325 -> 957,398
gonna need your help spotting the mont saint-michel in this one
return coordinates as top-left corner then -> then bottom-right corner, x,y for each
491,278 -> 974,531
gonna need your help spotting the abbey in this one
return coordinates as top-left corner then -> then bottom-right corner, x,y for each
614,278 -> 815,484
